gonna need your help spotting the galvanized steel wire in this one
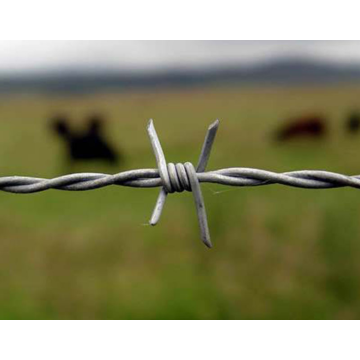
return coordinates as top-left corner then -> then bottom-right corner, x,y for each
1,119 -> 359,248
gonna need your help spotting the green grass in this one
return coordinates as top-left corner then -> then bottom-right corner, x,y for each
0,83 -> 360,319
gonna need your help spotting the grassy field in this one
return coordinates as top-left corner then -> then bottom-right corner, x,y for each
1,83 -> 360,319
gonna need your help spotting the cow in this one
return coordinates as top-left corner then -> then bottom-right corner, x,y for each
275,115 -> 326,141
346,112 -> 360,134
51,114 -> 120,165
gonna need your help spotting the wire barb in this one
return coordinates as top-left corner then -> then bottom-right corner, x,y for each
2,119 -> 360,248
147,119 -> 219,247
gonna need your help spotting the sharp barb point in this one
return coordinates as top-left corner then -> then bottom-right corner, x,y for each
147,118 -> 154,127
209,119 -> 220,130
204,240 -> 213,249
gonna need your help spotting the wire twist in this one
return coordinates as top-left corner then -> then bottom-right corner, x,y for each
1,119 -> 360,248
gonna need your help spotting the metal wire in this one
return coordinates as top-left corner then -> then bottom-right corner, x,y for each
1,119 -> 360,248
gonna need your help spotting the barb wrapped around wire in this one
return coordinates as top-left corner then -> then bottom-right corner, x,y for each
1,119 -> 360,248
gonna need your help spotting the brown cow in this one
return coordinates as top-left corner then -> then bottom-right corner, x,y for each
275,115 -> 326,141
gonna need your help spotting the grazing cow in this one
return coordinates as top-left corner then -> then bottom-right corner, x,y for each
275,115 -> 326,141
346,112 -> 360,134
51,114 -> 120,164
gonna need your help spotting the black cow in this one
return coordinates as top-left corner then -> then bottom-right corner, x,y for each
51,114 -> 120,164
346,112 -> 360,134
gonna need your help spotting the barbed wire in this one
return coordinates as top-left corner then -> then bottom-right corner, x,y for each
1,119 -> 359,248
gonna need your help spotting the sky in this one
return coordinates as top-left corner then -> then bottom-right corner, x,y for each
0,41 -> 360,74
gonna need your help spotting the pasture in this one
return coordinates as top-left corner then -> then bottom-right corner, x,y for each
0,83 -> 360,319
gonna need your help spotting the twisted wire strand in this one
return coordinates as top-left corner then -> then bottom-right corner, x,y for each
1,168 -> 360,194
1,119 -> 358,249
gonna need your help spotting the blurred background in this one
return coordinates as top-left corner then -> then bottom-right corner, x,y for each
1,40 -> 360,319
